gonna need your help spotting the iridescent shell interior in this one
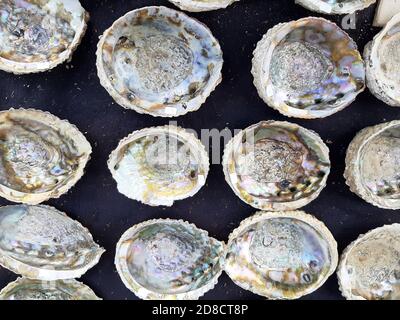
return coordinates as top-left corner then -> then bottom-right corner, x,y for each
296,0 -> 376,15
0,278 -> 100,300
0,205 -> 104,280
168,0 -> 239,12
223,121 -> 330,210
225,213 -> 337,299
338,224 -> 400,300
255,17 -> 365,118
358,124 -> 400,200
115,220 -> 224,299
97,6 -> 223,117
0,0 -> 87,72
365,13 -> 400,106
0,109 -> 91,204
109,126 -> 209,207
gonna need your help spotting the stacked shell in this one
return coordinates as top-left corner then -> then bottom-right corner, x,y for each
0,0 -> 88,74
252,17 -> 365,118
365,13 -> 400,106
96,6 -> 223,117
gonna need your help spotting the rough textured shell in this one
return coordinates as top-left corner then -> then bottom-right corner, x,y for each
96,6 -> 223,117
337,224 -> 400,300
344,120 -> 400,209
108,125 -> 209,207
0,0 -> 88,74
0,205 -> 104,280
115,218 -> 225,300
222,121 -> 330,211
296,0 -> 376,15
225,211 -> 338,300
0,108 -> 92,205
252,17 -> 365,119
168,0 -> 239,12
365,13 -> 400,106
0,277 -> 101,300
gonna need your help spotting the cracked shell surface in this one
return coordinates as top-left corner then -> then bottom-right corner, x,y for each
168,0 -> 239,12
0,0 -> 88,74
225,211 -> 338,300
115,219 -> 225,300
365,13 -> 400,107
0,205 -> 104,280
338,224 -> 400,300
0,108 -> 91,204
108,125 -> 209,207
0,277 -> 101,300
296,0 -> 376,15
96,6 -> 223,117
222,121 -> 330,211
252,17 -> 365,119
345,120 -> 400,209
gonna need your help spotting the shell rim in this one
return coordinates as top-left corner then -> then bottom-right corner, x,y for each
168,0 -> 239,12
295,0 -> 376,15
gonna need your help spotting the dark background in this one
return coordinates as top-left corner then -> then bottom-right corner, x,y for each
0,0 -> 398,300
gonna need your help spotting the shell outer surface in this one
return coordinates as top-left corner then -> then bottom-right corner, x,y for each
115,218 -> 225,300
365,13 -> 400,107
0,277 -> 101,300
0,108 -> 92,205
222,121 -> 330,211
168,0 -> 239,12
344,120 -> 400,209
0,204 -> 104,280
108,125 -> 209,207
224,211 -> 338,300
296,0 -> 376,15
252,17 -> 365,119
0,0 -> 88,74
337,224 -> 400,300
96,6 -> 223,117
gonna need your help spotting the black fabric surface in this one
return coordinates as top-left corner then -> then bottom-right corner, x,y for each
0,0 -> 398,300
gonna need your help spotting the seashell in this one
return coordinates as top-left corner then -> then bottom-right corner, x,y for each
337,224 -> 400,300
0,205 -> 104,280
108,125 -> 209,207
168,0 -> 239,12
0,277 -> 101,300
345,120 -> 400,209
115,219 -> 225,300
96,6 -> 223,117
225,211 -> 338,300
222,121 -> 330,211
252,17 -> 365,119
0,0 -> 88,74
296,0 -> 376,15
365,13 -> 400,107
0,108 -> 91,204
